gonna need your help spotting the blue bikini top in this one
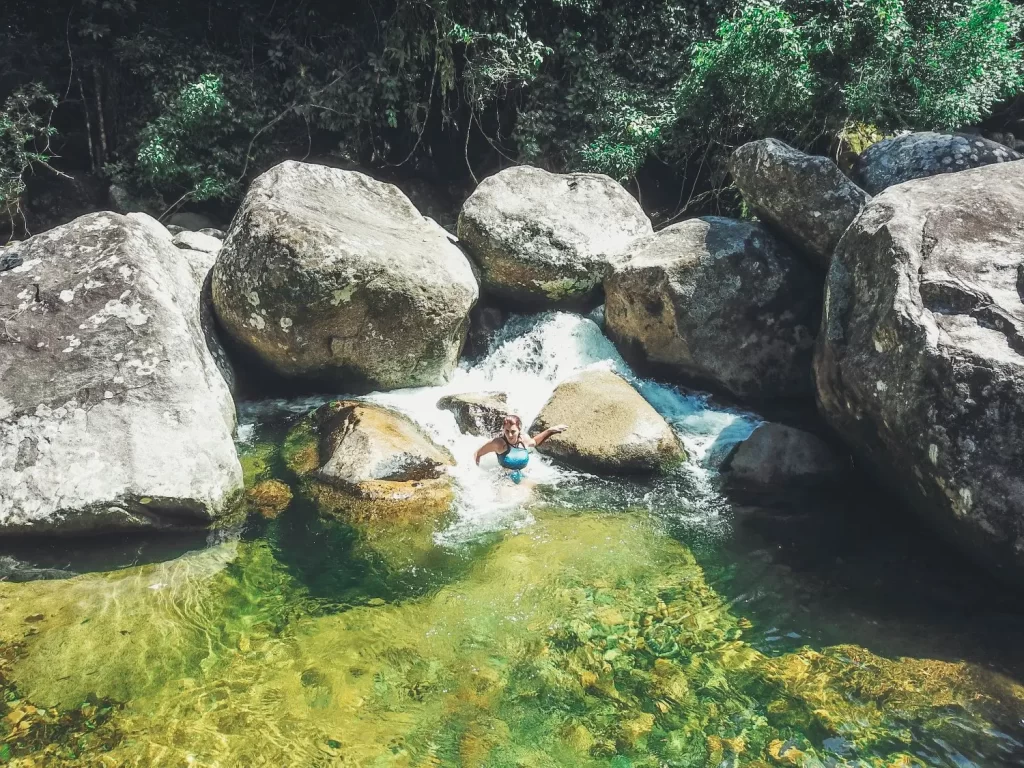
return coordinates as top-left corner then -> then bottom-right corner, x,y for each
497,436 -> 530,470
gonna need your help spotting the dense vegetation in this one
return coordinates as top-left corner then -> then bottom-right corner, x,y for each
1,0 -> 1022,230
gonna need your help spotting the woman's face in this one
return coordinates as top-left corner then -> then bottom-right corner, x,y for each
502,417 -> 520,442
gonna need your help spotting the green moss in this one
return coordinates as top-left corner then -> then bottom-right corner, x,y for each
281,417 -> 319,476
238,440 -> 277,487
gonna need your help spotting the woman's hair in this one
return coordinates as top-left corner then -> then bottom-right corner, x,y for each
502,414 -> 522,429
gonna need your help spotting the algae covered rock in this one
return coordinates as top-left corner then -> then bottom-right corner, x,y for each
605,216 -> 820,401
815,160 -> 1024,583
730,138 -> 869,269
0,212 -> 242,535
212,161 -> 479,390
530,369 -> 685,474
285,400 -> 455,519
457,166 -> 652,307
855,131 -> 1021,194
437,391 -> 508,436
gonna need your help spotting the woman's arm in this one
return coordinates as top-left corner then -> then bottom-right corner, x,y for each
474,437 -> 503,465
530,424 -> 568,447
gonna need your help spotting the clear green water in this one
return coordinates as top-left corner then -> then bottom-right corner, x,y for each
2,411 -> 1024,768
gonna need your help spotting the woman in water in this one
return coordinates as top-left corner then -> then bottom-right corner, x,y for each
474,415 -> 567,483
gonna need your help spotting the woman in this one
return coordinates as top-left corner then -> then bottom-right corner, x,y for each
474,414 -> 568,483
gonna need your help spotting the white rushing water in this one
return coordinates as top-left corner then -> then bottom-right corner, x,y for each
238,311 -> 759,543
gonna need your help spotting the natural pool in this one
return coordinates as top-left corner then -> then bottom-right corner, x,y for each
2,313 -> 1024,767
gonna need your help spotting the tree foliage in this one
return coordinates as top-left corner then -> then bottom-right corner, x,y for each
0,0 -> 1021,223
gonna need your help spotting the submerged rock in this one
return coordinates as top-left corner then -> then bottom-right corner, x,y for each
729,138 -> 869,270
286,400 -> 455,519
815,160 -> 1024,582
212,161 -> 479,390
437,391 -> 508,436
0,212 -> 242,534
605,217 -> 820,402
530,369 -> 684,473
246,479 -> 293,519
855,131 -> 1021,195
722,422 -> 849,492
457,166 -> 652,308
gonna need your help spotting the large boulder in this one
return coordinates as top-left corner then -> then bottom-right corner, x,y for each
855,132 -> 1021,195
530,369 -> 684,474
284,400 -> 455,520
0,212 -> 242,534
212,161 -> 479,390
457,166 -> 652,307
721,422 -> 849,492
815,160 -> 1024,582
729,139 -> 869,270
605,217 -> 820,401
437,391 -> 508,436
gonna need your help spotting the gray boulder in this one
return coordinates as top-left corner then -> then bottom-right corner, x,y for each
437,391 -> 508,436
730,139 -> 869,269
212,161 -> 479,390
855,132 -> 1021,195
198,228 -> 226,240
722,422 -> 848,491
173,230 -> 222,255
605,217 -> 820,401
0,212 -> 242,534
815,160 -> 1024,582
457,166 -> 652,307
284,400 -> 455,520
530,369 -> 685,474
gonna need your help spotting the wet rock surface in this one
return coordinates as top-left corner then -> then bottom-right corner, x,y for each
730,138 -> 869,270
437,391 -> 508,436
815,160 -> 1024,583
531,369 -> 685,473
855,131 -> 1022,195
285,400 -> 455,519
0,212 -> 242,534
457,166 -> 652,308
212,161 -> 478,390
605,217 -> 820,402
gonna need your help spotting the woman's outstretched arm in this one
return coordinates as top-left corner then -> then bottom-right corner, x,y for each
530,425 -> 568,447
474,437 -> 502,465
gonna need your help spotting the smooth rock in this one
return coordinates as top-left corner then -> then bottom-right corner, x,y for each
530,369 -> 684,474
437,392 -> 508,436
457,166 -> 652,307
285,400 -> 455,519
605,217 -> 820,401
722,422 -> 848,491
730,139 -> 869,269
0,212 -> 242,534
855,132 -> 1021,195
198,228 -> 226,240
212,161 -> 479,390
815,160 -> 1024,582
167,211 -> 216,231
173,230 -> 222,255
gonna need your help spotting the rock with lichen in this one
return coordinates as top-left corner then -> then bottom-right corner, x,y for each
815,160 -> 1024,583
285,400 -> 455,520
854,131 -> 1021,194
0,212 -> 242,535
457,166 -> 652,308
437,391 -> 508,436
730,139 -> 869,270
605,216 -> 820,402
212,161 -> 479,391
530,369 -> 685,473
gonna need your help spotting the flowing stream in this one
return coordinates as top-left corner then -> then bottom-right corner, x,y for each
2,312 -> 1024,767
